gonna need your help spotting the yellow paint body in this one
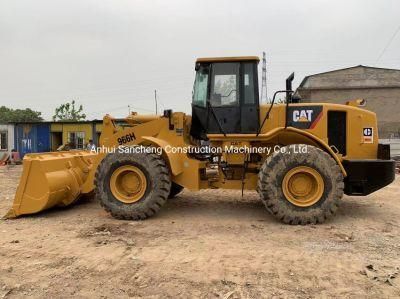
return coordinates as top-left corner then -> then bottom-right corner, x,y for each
5,151 -> 97,218
5,101 -> 380,218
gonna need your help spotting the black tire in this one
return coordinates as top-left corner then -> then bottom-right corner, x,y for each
257,144 -> 344,225
95,151 -> 171,220
168,182 -> 184,199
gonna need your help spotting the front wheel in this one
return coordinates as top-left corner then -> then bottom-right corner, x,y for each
95,151 -> 171,220
257,144 -> 344,225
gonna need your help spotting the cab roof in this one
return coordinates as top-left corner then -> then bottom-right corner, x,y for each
196,56 -> 260,63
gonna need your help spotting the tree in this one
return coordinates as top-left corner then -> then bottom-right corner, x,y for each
53,100 -> 87,122
0,106 -> 43,122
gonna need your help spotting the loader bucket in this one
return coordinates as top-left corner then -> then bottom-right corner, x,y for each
4,151 -> 99,218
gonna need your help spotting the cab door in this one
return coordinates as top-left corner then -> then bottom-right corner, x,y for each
208,62 -> 259,134
208,62 -> 241,134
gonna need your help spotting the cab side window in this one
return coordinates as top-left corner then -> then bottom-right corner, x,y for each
243,63 -> 255,104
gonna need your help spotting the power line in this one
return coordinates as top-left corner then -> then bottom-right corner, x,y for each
375,23 -> 400,65
261,52 -> 267,103
155,92 -> 166,112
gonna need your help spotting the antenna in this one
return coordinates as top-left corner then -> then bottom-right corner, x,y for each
261,52 -> 267,103
154,89 -> 158,115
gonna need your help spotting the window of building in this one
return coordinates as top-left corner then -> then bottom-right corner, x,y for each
68,132 -> 85,149
0,131 -> 7,150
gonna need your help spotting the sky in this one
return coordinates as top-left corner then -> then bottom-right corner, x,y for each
0,0 -> 399,120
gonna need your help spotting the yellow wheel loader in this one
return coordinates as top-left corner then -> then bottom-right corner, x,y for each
6,56 -> 396,224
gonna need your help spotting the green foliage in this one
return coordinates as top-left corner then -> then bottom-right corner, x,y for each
53,100 -> 87,122
0,106 -> 43,122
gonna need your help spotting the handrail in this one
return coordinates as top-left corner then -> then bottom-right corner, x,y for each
257,90 -> 293,136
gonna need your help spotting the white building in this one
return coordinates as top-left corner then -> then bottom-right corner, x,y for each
0,123 -> 15,155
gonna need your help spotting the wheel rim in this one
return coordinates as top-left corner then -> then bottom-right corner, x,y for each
282,166 -> 324,207
109,165 -> 147,203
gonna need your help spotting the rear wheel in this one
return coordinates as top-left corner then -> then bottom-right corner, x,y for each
257,144 -> 344,225
95,151 -> 171,220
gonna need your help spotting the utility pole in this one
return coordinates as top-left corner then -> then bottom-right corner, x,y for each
154,90 -> 158,115
261,52 -> 267,103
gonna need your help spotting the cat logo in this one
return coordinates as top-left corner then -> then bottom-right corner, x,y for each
363,127 -> 373,143
287,106 -> 323,129
293,110 -> 313,122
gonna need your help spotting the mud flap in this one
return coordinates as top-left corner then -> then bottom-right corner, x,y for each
4,151 -> 99,218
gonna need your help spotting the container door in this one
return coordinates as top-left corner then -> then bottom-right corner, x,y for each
17,125 -> 34,158
36,124 -> 50,153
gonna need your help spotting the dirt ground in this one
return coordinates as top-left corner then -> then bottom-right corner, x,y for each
0,166 -> 399,298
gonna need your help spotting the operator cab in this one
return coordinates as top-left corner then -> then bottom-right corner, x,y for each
190,56 -> 260,139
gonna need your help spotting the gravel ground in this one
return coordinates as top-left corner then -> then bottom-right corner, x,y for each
0,165 -> 399,298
